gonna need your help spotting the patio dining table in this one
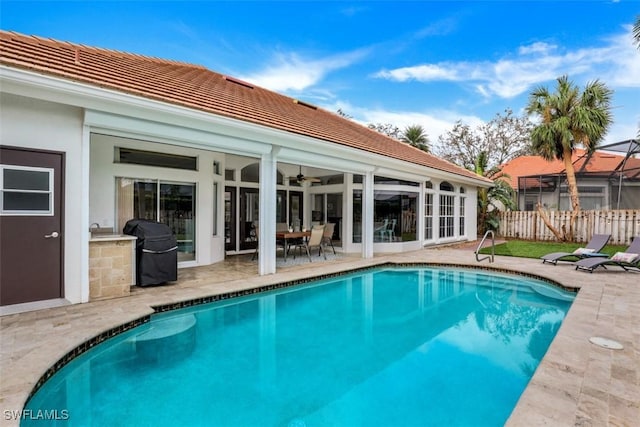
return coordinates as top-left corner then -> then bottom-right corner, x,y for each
276,230 -> 311,261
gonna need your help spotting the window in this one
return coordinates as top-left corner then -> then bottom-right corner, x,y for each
1,165 -> 53,215
459,196 -> 466,236
353,190 -> 362,243
312,194 -> 325,222
117,178 -> 196,262
439,194 -> 455,238
439,181 -> 455,238
440,181 -> 454,192
213,161 -> 221,175
424,192 -> 433,240
225,169 -> 235,181
374,176 -> 419,186
374,191 -> 417,242
524,196 -> 538,211
241,163 -> 259,183
116,147 -> 197,170
213,182 -> 218,235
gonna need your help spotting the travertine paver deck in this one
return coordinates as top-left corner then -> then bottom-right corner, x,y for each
1,247 -> 638,426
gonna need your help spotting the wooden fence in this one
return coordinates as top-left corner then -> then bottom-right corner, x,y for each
498,210 -> 640,245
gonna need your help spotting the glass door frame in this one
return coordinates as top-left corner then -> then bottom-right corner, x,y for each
239,187 -> 259,251
224,186 -> 236,251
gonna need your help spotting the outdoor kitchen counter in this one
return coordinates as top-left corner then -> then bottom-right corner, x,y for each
89,235 -> 136,301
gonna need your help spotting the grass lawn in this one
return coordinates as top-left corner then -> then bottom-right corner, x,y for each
478,239 -> 629,259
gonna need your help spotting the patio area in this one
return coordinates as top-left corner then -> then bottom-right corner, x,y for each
0,246 -> 638,426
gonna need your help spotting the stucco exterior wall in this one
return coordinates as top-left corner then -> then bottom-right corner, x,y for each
0,93 -> 85,303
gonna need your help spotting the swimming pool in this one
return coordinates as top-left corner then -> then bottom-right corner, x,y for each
24,266 -> 574,426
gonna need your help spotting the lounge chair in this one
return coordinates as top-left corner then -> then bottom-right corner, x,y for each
540,233 -> 611,265
575,236 -> 640,273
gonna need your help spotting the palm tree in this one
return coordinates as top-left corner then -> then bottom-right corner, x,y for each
401,124 -> 430,152
475,151 -> 516,235
526,75 -> 613,241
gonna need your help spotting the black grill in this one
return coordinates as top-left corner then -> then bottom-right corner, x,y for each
123,219 -> 178,286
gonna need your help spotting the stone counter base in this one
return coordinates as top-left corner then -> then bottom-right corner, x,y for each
89,238 -> 136,300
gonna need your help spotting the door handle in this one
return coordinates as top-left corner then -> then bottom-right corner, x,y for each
44,231 -> 60,239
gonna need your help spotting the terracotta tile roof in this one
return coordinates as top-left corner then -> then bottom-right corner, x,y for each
0,31 -> 490,184
500,149 -> 640,189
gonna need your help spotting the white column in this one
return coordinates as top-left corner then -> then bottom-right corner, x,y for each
344,173 -> 353,251
80,123 -> 91,303
362,171 -> 374,258
258,148 -> 278,275
433,184 -> 441,243
418,181 -> 425,245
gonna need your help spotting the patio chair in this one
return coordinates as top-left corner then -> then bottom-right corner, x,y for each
575,236 -> 640,273
385,218 -> 397,241
251,225 -> 259,261
540,233 -> 611,265
321,222 -> 336,255
375,219 -> 388,242
293,225 -> 326,261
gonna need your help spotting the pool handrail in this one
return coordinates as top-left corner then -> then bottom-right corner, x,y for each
475,230 -> 495,263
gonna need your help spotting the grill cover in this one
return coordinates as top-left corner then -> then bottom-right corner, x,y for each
123,219 -> 178,286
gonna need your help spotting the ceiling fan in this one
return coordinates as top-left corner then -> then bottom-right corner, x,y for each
288,165 -> 321,184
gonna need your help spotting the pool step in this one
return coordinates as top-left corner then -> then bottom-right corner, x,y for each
135,314 -> 197,363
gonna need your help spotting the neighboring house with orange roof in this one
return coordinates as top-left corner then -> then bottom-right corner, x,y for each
500,143 -> 640,211
0,31 -> 492,311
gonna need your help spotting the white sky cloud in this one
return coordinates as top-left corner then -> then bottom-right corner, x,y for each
518,41 -> 557,55
328,100 -> 485,147
375,64 -> 460,82
240,48 -> 370,92
374,26 -> 640,99
414,17 -> 459,38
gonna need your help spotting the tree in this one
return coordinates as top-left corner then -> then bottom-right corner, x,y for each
436,121 -> 481,170
400,124 -> 430,152
475,151 -> 516,235
436,109 -> 533,171
367,123 -> 402,139
526,75 -> 613,241
481,109 -> 535,166
336,108 -> 353,120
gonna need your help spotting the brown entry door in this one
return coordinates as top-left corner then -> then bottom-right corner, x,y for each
1,147 -> 64,306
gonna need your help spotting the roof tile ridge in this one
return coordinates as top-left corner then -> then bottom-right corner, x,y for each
0,30 -> 207,70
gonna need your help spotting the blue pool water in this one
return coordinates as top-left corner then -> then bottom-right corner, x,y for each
24,267 -> 574,426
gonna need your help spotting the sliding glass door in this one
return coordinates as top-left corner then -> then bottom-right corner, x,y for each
240,188 -> 259,251
117,178 -> 196,262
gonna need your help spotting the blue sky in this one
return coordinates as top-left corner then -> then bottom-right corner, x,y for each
1,1 -> 638,149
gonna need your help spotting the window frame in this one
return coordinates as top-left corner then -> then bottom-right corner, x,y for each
0,165 -> 54,216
